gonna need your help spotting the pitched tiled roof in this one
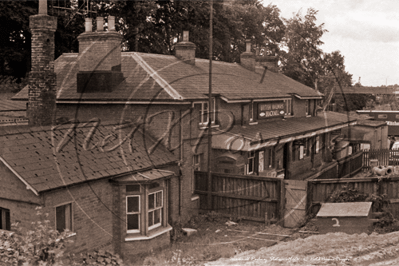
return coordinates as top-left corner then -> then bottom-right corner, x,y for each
13,52 -> 322,102
0,121 -> 177,193
212,111 -> 356,151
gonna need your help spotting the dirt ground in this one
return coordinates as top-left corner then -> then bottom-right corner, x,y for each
206,230 -> 399,266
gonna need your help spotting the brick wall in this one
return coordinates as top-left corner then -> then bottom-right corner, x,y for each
0,161 -> 41,227
77,32 -> 122,72
27,14 -> 57,126
42,179 -> 114,254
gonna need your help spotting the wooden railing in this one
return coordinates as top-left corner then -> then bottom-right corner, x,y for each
194,171 -> 282,223
363,149 -> 399,169
308,176 -> 399,219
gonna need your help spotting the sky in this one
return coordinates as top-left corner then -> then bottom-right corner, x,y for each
263,0 -> 399,87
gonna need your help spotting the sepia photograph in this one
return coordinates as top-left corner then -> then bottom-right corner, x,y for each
1,0 -> 399,265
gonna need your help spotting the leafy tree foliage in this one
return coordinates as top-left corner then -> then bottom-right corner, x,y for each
0,0 -> 36,80
102,0 -> 285,63
0,207 -> 73,265
280,8 -> 327,89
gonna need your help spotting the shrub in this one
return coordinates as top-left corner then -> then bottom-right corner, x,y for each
0,207 -> 73,265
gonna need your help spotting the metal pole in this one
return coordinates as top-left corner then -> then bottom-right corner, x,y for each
207,0 -> 213,211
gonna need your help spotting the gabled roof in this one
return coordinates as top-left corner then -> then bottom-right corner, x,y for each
0,121 -> 177,194
212,111 -> 357,151
13,52 -> 322,102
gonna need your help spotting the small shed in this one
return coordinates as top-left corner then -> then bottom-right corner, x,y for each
315,202 -> 373,234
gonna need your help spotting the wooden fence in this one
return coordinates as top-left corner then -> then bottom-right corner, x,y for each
194,171 -> 282,223
363,149 -> 399,169
306,151 -> 363,180
308,176 -> 399,219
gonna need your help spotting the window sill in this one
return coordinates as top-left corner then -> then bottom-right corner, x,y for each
125,224 -> 172,241
199,123 -> 220,130
191,194 -> 199,201
249,121 -> 258,125
66,232 -> 77,238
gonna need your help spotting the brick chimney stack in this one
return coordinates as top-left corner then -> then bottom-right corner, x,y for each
175,31 -> 196,65
76,16 -> 124,93
27,0 -> 57,126
240,39 -> 255,71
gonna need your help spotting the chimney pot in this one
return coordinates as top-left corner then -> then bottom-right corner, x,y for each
85,18 -> 92,32
245,39 -> 252,53
96,17 -> 104,31
183,31 -> 189,42
108,16 -> 116,31
175,31 -> 196,65
240,39 -> 255,71
38,0 -> 47,15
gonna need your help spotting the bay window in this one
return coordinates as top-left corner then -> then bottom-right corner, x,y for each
124,179 -> 168,239
127,196 -> 140,233
148,191 -> 163,230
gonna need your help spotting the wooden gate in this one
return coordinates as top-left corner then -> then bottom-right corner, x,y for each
284,180 -> 307,228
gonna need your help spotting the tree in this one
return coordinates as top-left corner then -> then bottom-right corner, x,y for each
280,8 -> 327,89
0,0 -> 37,80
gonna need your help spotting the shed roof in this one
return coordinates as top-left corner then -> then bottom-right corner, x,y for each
13,52 -> 323,102
212,111 -> 357,151
0,121 -> 177,193
317,202 -> 372,217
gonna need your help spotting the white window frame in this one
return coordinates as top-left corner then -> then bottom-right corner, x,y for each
199,102 -> 209,125
148,190 -> 163,230
197,98 -> 216,127
55,203 -> 73,233
305,100 -> 310,116
316,136 -> 320,154
126,195 -> 141,233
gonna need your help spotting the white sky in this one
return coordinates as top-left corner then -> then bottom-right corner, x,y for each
263,0 -> 399,87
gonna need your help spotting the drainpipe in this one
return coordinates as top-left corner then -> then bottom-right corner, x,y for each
179,109 -> 184,217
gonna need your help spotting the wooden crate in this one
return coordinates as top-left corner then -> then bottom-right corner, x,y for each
315,202 -> 373,234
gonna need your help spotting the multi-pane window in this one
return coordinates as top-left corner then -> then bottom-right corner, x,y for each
125,181 -> 166,236
56,203 -> 72,233
148,191 -> 163,230
197,98 -> 216,127
199,102 -> 209,125
0,207 -> 10,231
127,196 -> 140,233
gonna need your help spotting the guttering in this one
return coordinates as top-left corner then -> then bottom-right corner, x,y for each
56,100 -> 191,105
357,110 -> 399,113
293,94 -> 323,100
0,156 -> 39,196
249,120 -> 357,148
220,96 -> 291,103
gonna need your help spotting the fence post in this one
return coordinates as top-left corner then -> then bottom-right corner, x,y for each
278,179 -> 285,226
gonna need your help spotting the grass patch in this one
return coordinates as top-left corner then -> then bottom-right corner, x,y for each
132,212 -> 293,266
